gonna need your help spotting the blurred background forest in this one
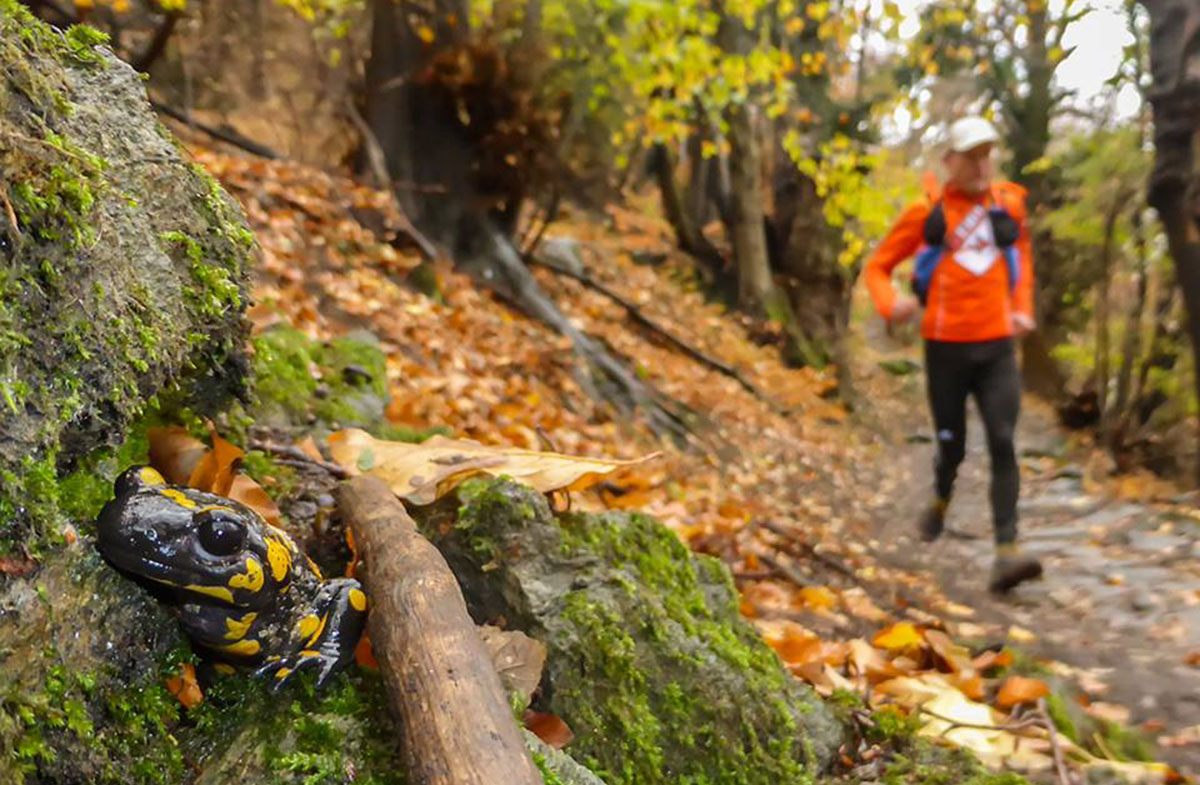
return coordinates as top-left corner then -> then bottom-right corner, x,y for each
20,0 -> 1193,484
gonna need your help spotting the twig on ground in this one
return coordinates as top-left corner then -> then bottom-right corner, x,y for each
757,551 -> 811,588
916,705 -> 1044,737
1039,698 -> 1074,785
249,440 -> 350,479
527,255 -> 782,410
150,100 -> 281,160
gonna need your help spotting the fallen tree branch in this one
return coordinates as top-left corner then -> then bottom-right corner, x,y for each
528,255 -> 782,410
338,476 -> 542,785
1039,699 -> 1075,785
248,440 -> 350,478
465,224 -> 707,448
150,100 -> 280,160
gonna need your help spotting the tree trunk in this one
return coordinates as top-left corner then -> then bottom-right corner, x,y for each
727,103 -> 776,316
1113,206 -> 1149,440
650,144 -> 729,282
1095,201 -> 1121,429
1140,0 -> 1200,484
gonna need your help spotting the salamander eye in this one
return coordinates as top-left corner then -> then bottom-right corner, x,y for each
196,510 -> 247,557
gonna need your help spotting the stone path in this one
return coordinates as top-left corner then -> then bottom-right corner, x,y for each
857,349 -> 1200,774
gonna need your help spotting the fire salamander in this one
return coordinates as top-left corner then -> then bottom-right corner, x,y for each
96,465 -> 366,689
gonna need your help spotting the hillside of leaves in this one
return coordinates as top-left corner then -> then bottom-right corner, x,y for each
195,144 -> 1186,784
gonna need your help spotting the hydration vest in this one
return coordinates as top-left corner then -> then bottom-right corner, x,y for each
912,185 -> 1022,306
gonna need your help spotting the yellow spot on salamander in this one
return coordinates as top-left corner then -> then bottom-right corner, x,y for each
266,536 -> 291,582
224,612 -> 258,641
274,667 -> 292,681
228,558 -> 264,593
213,663 -> 236,675
219,638 -> 260,657
349,588 -> 367,612
297,614 -> 321,641
160,488 -> 196,509
305,614 -> 329,648
144,574 -> 236,604
305,556 -> 323,581
182,583 -> 235,604
138,466 -> 165,486
299,650 -> 320,658
197,504 -> 234,514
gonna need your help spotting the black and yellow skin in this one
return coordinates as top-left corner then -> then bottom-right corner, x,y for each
95,465 -> 367,690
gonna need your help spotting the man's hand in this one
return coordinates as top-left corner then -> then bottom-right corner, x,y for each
1013,312 -> 1036,337
890,296 -> 919,324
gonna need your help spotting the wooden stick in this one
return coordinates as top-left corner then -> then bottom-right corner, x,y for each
1039,699 -> 1074,785
338,477 -> 541,785
248,439 -> 350,479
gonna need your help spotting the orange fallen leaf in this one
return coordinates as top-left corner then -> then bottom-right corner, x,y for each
296,435 -> 325,462
147,426 -> 207,485
994,676 -> 1049,708
524,710 -> 574,749
165,663 -> 204,709
355,631 -> 378,669
225,473 -> 283,528
948,671 -> 986,701
1185,651 -> 1200,668
188,422 -> 244,496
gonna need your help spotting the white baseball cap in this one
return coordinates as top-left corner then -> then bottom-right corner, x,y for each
946,116 -> 1000,153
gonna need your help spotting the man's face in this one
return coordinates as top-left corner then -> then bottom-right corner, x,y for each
944,143 -> 995,195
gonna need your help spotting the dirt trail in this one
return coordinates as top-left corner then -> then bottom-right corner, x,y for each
854,326 -> 1200,774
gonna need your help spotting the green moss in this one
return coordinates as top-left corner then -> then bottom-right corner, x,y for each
867,705 -> 920,744
250,324 -> 439,439
1044,691 -> 1079,744
881,743 -> 1031,785
2,646 -> 190,785
448,479 -> 830,785
532,750 -> 568,785
186,669 -> 404,784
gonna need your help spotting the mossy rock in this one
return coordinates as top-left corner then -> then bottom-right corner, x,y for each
417,478 -> 845,785
0,4 -> 253,554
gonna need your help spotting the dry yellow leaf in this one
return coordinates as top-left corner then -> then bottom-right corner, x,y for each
872,622 -> 924,653
798,585 -> 837,612
327,429 -> 659,505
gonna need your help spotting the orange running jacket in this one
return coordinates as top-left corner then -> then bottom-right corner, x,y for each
864,180 -> 1035,343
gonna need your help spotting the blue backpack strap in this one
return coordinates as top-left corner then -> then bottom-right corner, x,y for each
1003,246 -> 1019,292
913,201 -> 946,305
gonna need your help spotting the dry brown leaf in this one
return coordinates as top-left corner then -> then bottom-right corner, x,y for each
479,625 -> 547,705
848,638 -> 901,683
147,426 -> 207,485
188,422 -> 244,496
523,710 -> 574,749
924,629 -> 973,673
1085,701 -> 1132,725
328,429 -> 659,504
296,435 -> 325,462
994,676 -> 1050,708
225,473 -> 283,527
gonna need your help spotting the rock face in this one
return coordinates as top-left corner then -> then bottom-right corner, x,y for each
0,4 -> 253,549
419,478 -> 845,785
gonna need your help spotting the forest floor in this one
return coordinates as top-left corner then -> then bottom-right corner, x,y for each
193,140 -> 1200,780
848,321 -> 1200,775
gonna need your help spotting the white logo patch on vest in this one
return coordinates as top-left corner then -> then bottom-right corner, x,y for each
948,205 -> 998,276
